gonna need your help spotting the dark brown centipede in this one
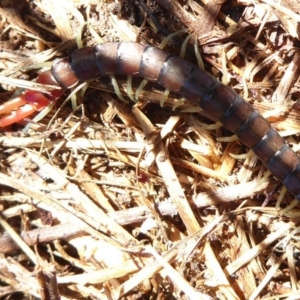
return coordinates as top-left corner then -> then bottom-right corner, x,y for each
5,42 -> 300,201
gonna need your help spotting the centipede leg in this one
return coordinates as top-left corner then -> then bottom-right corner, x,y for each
126,75 -> 136,102
110,75 -> 128,102
160,88 -> 170,107
135,79 -> 148,101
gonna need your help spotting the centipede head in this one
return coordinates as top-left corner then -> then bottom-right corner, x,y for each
37,71 -> 65,100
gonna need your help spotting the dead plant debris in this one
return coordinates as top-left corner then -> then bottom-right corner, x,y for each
0,0 -> 300,299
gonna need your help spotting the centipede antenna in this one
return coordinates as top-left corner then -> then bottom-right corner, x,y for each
172,97 -> 186,110
160,88 -> 170,107
179,34 -> 192,58
110,75 -> 127,102
126,75 -> 136,102
135,79 -> 148,101
194,37 -> 204,70
158,29 -> 188,49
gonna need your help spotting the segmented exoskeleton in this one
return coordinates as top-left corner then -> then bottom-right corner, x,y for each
2,42 -> 300,200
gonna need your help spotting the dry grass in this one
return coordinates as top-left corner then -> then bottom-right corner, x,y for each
0,0 -> 300,299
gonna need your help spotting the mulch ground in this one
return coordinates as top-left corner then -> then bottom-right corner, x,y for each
0,0 -> 300,299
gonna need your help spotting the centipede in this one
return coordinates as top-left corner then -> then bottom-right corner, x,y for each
1,42 -> 300,201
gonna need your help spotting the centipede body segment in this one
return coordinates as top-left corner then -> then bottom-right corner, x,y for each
4,42 -> 300,201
